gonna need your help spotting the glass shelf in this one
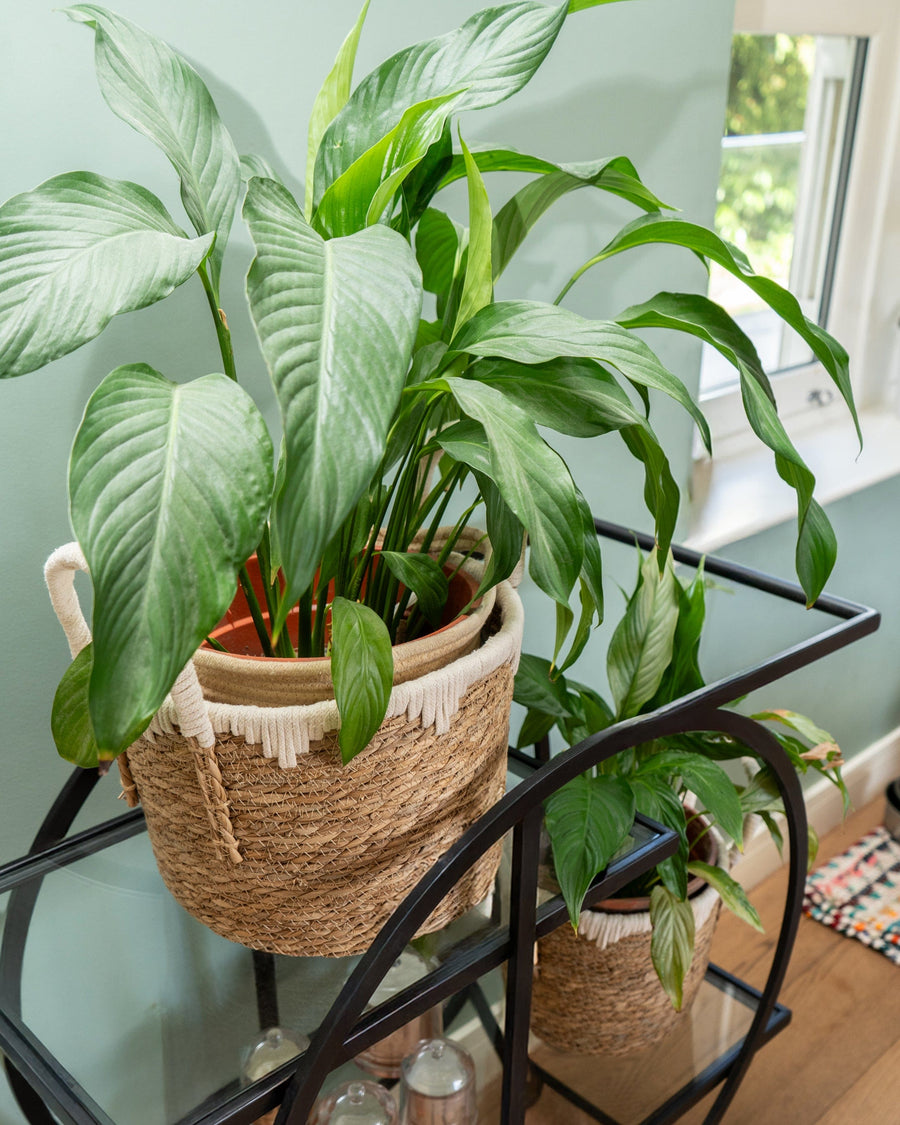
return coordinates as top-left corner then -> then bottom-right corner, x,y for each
0,789 -> 675,1125
472,966 -> 789,1125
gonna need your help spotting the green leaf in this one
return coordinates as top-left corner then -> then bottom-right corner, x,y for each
492,156 -> 666,281
451,301 -> 711,452
576,490 -> 604,621
400,121 -> 455,228
439,149 -> 670,215
436,418 -> 494,477
687,861 -> 763,932
607,548 -> 679,720
63,4 -> 240,291
0,172 -> 212,378
314,1 -> 568,201
379,551 -> 449,626
69,364 -> 274,754
331,597 -> 394,764
452,136 -> 494,336
568,0 -> 634,8
473,470 -> 525,598
240,154 -> 283,185
618,425 -> 680,561
618,291 -> 837,604
513,654 -> 573,720
566,213 -> 859,444
545,773 -> 636,926
515,707 -> 557,750
646,562 -> 706,708
630,774 -> 689,898
416,208 -> 464,295
446,376 -> 583,609
306,0 -> 371,217
751,709 -> 837,749
243,177 -> 421,616
51,644 -> 104,767
640,750 -> 744,848
314,91 -> 465,238
650,885 -> 695,1010
555,580 -> 597,674
477,356 -> 644,437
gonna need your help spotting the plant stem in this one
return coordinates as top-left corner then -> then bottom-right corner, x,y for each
198,263 -> 238,382
238,567 -> 274,657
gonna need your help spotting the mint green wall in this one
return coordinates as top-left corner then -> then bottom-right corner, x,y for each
0,3 -> 735,1118
0,0 -> 735,864
700,478 -> 900,760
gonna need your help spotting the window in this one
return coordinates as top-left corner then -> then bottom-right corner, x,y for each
689,0 -> 900,548
700,33 -> 866,398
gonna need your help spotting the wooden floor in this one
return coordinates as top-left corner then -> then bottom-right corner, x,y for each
478,798 -> 900,1123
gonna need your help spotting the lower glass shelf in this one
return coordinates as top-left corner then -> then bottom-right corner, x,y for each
470,965 -> 789,1125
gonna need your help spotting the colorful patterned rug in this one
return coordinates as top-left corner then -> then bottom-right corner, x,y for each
803,826 -> 900,964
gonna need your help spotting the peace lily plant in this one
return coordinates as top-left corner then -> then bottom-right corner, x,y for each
0,1 -> 857,769
514,547 -> 849,1008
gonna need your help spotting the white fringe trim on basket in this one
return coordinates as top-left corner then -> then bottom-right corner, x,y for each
150,579 -> 524,769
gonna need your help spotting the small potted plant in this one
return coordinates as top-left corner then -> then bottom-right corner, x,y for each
514,547 -> 847,1054
1,1 -> 855,955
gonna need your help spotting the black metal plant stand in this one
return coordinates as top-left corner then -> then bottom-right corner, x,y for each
0,519 -> 880,1125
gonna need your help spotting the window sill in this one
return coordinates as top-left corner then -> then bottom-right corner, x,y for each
686,407 -> 900,553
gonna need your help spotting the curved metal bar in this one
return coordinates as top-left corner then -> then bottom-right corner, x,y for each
3,1058 -> 57,1125
0,768 -> 100,1125
699,710 -> 807,1124
275,701 -> 807,1125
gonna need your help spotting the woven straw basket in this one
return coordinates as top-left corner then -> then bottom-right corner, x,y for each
531,835 -> 726,1056
45,543 -> 524,957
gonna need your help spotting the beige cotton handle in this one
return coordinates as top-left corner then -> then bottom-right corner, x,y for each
43,543 -> 216,749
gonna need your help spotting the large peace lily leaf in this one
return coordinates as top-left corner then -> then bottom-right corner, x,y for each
491,156 -> 667,280
63,4 -> 241,291
637,749 -> 744,847
452,300 -> 711,451
314,1 -> 568,202
687,861 -> 763,932
453,137 -> 494,336
69,364 -> 274,754
476,356 -> 644,437
439,151 -> 669,214
561,212 -> 859,444
618,291 -> 837,603
645,563 -> 706,709
305,0 -> 371,218
243,177 -> 421,615
331,597 -> 394,764
607,547 -> 679,720
314,91 -> 464,238
650,885 -> 695,1010
545,773 -> 636,926
445,376 -> 582,609
0,172 -> 212,378
51,644 -> 103,767
416,208 -> 464,296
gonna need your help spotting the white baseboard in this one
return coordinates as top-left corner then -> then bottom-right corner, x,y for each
731,725 -> 900,890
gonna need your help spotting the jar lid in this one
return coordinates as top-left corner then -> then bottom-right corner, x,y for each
401,1038 -> 475,1096
311,1080 -> 398,1124
240,1026 -> 309,1085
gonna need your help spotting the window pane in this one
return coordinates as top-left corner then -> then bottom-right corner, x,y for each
700,33 -> 861,397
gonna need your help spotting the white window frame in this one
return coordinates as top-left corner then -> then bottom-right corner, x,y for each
689,0 -> 900,551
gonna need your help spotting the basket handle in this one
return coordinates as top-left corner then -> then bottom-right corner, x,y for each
44,543 -> 216,747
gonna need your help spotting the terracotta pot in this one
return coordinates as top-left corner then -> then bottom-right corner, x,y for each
195,559 -> 491,707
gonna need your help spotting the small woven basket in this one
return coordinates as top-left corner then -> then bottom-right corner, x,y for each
45,544 -> 523,957
530,885 -> 722,1056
